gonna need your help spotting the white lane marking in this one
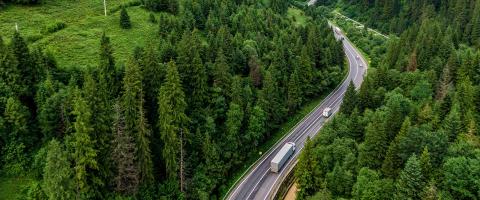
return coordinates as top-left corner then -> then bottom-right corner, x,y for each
262,32 -> 367,200
245,169 -> 270,200
228,28 -> 352,200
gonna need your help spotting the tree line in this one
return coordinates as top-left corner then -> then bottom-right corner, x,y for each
296,2 -> 480,200
0,0 -> 345,199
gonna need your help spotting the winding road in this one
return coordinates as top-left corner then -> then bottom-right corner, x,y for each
225,23 -> 368,200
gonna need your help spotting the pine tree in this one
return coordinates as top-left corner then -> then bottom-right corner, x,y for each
141,44 -> 164,129
245,105 -> 266,150
2,97 -> 30,145
471,0 -> 480,47
98,33 -> 118,98
340,81 -> 358,115
43,139 -> 74,200
382,117 -> 411,178
419,147 -> 432,181
0,36 -> 21,99
258,70 -> 286,131
358,111 -> 388,169
287,70 -> 302,114
122,58 -> 153,184
224,102 -> 243,167
120,7 -> 132,29
83,72 -> 113,186
395,154 -> 425,200
11,31 -> 34,97
158,61 -> 189,191
112,102 -> 139,195
189,52 -> 208,114
296,137 -> 319,200
70,92 -> 99,199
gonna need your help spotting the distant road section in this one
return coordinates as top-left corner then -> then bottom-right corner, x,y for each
225,21 -> 368,200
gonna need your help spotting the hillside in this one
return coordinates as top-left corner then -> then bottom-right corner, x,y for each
0,0 -> 158,68
0,0 -> 346,199
296,1 -> 480,199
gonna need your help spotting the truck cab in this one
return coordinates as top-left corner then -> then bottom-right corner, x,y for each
323,107 -> 332,118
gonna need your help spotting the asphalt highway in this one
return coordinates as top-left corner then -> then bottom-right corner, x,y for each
225,25 -> 367,200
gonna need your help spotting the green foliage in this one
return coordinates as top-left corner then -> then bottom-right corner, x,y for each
395,155 -> 425,200
120,7 -> 132,29
43,139 -> 74,200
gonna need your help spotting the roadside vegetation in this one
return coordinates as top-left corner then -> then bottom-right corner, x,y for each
0,0 -> 346,199
297,0 -> 480,199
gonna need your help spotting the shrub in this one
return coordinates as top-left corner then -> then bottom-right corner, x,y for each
42,21 -> 66,34
120,7 -> 132,29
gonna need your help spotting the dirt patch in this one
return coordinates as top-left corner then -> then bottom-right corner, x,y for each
284,182 -> 298,200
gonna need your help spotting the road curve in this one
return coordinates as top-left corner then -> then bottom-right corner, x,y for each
225,25 -> 368,200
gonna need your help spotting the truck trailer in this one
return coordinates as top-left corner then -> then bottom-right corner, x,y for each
270,142 -> 296,173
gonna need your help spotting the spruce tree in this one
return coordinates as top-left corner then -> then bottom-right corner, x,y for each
157,61 -> 189,191
419,147 -> 432,181
98,33 -> 117,98
70,92 -> 99,199
120,7 -> 132,29
287,70 -> 302,114
395,154 -> 425,200
382,117 -> 411,178
225,102 -> 243,167
245,105 -> 266,150
11,31 -> 34,97
358,111 -> 388,169
340,81 -> 358,115
258,70 -> 286,131
0,36 -> 21,99
296,137 -> 319,200
122,58 -> 153,184
112,102 -> 139,195
43,139 -> 74,200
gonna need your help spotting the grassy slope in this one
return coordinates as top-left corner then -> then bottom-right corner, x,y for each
287,7 -> 311,27
0,0 -> 159,68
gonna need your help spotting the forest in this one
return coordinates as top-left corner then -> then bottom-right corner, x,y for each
0,0 -> 345,199
296,0 -> 480,199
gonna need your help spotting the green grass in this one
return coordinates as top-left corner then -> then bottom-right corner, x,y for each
0,177 -> 32,199
287,7 -> 310,27
0,0 -> 160,68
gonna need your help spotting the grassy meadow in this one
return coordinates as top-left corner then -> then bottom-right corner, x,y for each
0,0 -> 160,68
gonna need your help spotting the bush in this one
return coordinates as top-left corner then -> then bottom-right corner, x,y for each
42,21 -> 66,34
149,13 -> 156,23
120,7 -> 132,29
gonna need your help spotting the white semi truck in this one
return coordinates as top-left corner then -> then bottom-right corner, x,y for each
323,107 -> 332,118
270,142 -> 296,173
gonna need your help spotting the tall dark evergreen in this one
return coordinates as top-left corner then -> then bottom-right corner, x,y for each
122,58 -> 153,185
98,33 -> 118,98
158,61 -> 189,192
120,7 -> 132,29
340,81 -> 358,115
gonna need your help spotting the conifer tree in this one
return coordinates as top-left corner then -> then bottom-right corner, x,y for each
258,70 -> 286,131
296,137 -> 319,200
395,155 -> 424,200
340,81 -> 358,115
120,7 -> 132,29
70,92 -> 99,199
358,111 -> 388,169
122,58 -> 153,184
158,61 -> 189,191
11,31 -> 34,97
98,33 -> 117,97
43,139 -> 74,200
112,102 -> 139,195
382,117 -> 411,178
245,105 -> 266,150
419,147 -> 432,181
225,102 -> 243,167
0,36 -> 21,99
287,70 -> 302,114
